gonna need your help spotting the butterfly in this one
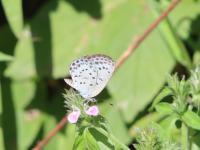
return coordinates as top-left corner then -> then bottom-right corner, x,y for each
64,54 -> 115,101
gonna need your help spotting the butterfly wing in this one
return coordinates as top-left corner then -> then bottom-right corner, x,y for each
86,55 -> 115,97
67,56 -> 98,98
65,54 -> 115,99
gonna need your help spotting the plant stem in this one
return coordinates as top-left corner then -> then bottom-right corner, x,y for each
181,123 -> 189,150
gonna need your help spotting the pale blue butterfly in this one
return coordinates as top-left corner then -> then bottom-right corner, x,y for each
64,54 -> 115,101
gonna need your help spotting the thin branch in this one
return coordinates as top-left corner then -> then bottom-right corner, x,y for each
32,0 -> 181,149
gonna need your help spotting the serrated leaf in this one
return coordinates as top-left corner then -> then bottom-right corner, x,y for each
0,52 -> 13,62
182,110 -> 200,130
155,102 -> 174,115
1,0 -> 23,38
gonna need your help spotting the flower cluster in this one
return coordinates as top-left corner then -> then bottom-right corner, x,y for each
63,89 -> 99,124
67,105 -> 99,124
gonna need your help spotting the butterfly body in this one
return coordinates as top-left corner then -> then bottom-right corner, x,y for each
65,54 -> 115,100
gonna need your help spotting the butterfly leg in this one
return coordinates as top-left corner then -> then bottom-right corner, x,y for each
84,97 -> 96,104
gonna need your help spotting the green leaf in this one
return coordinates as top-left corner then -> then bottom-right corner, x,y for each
150,0 -> 192,68
84,128 -> 100,150
73,134 -> 85,150
192,132 -> 200,148
73,127 -> 100,150
88,127 -> 115,150
181,123 -> 189,150
93,127 -> 129,150
159,115 -> 179,139
0,81 -> 5,150
150,88 -> 172,111
1,79 -> 44,150
0,52 -> 13,62
5,26 -> 36,80
3,0 -> 175,124
43,116 -> 75,150
182,110 -> 200,130
106,0 -> 175,122
168,1 -> 200,40
100,99 -> 131,144
1,0 -> 23,38
155,102 -> 174,115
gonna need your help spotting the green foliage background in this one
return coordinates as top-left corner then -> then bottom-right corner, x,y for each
0,0 -> 200,149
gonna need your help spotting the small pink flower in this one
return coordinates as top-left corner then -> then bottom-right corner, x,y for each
86,105 -> 99,116
67,110 -> 80,124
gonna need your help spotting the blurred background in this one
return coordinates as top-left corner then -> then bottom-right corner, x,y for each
0,0 -> 200,149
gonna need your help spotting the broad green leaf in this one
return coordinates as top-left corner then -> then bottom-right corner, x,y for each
1,0 -> 23,38
150,88 -> 172,111
0,52 -> 13,62
105,0 -> 175,122
182,110 -> 200,130
155,102 -> 174,115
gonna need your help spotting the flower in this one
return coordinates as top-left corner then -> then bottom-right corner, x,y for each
67,110 -> 81,124
85,105 -> 99,116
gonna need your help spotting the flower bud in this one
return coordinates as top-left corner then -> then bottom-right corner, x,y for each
67,110 -> 81,124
